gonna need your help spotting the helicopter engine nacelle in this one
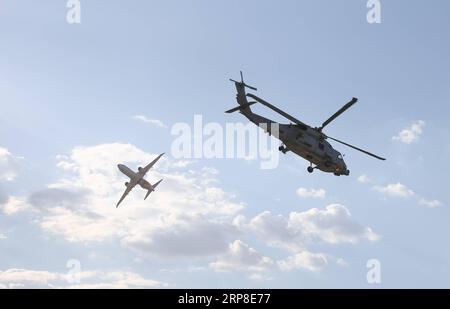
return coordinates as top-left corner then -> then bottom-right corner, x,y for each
125,182 -> 129,187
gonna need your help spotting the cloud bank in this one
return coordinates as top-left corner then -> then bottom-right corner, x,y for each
392,120 -> 425,144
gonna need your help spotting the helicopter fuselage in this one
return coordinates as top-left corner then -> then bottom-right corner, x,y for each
227,74 -> 384,175
243,110 -> 349,176
278,123 -> 349,176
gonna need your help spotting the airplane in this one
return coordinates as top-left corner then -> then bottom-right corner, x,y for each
226,72 -> 385,176
116,153 -> 164,207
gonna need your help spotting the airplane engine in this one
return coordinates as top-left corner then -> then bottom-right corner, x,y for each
125,182 -> 129,187
138,167 -> 143,172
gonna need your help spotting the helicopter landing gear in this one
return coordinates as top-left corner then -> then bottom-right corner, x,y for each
307,163 -> 314,173
278,145 -> 289,154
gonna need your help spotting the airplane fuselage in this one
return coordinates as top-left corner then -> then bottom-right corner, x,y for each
115,153 -> 165,207
118,164 -> 153,189
118,164 -> 137,180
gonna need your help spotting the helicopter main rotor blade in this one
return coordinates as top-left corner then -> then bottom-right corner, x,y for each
326,135 -> 386,161
320,97 -> 358,130
246,93 -> 308,127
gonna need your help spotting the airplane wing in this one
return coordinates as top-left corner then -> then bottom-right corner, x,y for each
141,153 -> 164,175
116,184 -> 134,208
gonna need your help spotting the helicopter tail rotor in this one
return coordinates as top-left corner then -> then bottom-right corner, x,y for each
229,71 -> 257,91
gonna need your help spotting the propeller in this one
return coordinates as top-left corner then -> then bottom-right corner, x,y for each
230,71 -> 257,91
325,135 -> 386,161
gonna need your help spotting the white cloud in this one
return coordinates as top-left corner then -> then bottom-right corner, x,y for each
419,199 -> 443,208
132,115 -> 166,128
210,240 -> 333,277
0,188 -> 7,205
15,143 -> 379,275
278,251 -> 328,272
0,233 -> 6,240
210,240 -> 274,278
374,183 -> 415,198
392,120 -> 425,144
0,196 -> 29,215
0,269 -> 60,287
28,188 -> 86,211
171,160 -> 196,168
238,204 -> 379,252
296,187 -> 326,199
240,211 -> 294,251
0,147 -> 21,182
68,271 -> 165,289
122,214 -> 237,257
27,143 -> 244,257
0,268 -> 165,289
287,204 -> 379,245
336,258 -> 349,267
357,174 -> 371,184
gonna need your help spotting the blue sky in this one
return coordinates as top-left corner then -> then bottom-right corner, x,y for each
0,0 -> 449,288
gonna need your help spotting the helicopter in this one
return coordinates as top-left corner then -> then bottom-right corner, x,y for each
226,72 -> 386,176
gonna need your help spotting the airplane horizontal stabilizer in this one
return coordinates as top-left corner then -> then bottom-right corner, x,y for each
144,189 -> 152,200
153,179 -> 163,189
144,179 -> 163,200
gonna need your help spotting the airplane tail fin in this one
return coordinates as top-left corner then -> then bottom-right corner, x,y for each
144,179 -> 163,200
